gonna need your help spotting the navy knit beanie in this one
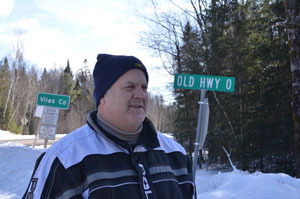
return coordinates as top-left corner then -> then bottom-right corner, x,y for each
93,54 -> 149,108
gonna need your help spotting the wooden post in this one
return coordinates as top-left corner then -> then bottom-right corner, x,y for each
44,139 -> 48,148
32,118 -> 41,148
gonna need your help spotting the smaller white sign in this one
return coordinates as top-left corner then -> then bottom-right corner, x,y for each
39,107 -> 59,140
41,107 -> 59,127
34,106 -> 44,118
39,125 -> 56,140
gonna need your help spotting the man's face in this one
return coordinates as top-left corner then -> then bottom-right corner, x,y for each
98,69 -> 148,132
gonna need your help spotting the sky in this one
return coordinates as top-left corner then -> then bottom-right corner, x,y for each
1,129 -> 300,199
0,0 -> 175,103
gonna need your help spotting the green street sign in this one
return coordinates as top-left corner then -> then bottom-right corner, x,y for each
174,73 -> 235,92
36,92 -> 70,109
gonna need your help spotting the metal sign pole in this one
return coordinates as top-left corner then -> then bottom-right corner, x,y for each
192,89 -> 207,180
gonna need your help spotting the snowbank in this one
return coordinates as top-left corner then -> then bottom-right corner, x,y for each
0,130 -> 33,140
0,130 -> 66,141
196,169 -> 300,199
0,142 -> 44,198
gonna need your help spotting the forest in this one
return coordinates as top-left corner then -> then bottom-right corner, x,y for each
0,54 -> 174,137
1,0 -> 300,178
138,0 -> 299,177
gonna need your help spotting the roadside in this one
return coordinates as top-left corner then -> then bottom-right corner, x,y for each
0,130 -> 65,148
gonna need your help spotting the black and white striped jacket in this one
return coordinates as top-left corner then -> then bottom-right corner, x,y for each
23,111 -> 196,199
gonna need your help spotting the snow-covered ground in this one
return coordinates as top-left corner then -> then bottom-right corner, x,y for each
1,130 -> 300,199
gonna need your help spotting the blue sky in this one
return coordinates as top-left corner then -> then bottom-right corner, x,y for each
0,0 -> 175,103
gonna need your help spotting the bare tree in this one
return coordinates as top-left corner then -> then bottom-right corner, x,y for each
147,94 -> 175,133
22,67 -> 39,134
2,40 -> 24,131
138,0 -> 236,141
138,0 -> 187,75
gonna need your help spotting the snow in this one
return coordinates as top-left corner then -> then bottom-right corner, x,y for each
0,129 -> 66,141
0,130 -> 34,140
196,170 -> 300,199
1,130 -> 300,199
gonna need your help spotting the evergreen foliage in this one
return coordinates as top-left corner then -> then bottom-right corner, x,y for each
0,58 -> 11,129
173,22 -> 203,158
140,0 -> 297,176
205,0 -> 294,175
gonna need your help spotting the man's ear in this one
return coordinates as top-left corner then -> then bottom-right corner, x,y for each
99,97 -> 105,105
98,97 -> 105,113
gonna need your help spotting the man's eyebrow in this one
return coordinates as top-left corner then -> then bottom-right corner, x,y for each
121,81 -> 147,87
120,81 -> 136,88
123,81 -> 136,85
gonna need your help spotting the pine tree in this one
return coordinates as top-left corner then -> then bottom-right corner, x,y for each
173,22 -> 203,159
57,60 -> 76,134
282,0 -> 300,178
0,57 -> 11,129
77,59 -> 94,110
60,59 -> 75,97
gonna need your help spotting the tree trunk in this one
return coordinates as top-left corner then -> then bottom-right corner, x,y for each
2,68 -> 15,125
284,0 -> 300,178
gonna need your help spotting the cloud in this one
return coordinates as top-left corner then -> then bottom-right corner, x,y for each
23,28 -> 75,68
0,0 -> 15,17
34,0 -> 129,27
29,0 -> 147,63
5,17 -> 39,32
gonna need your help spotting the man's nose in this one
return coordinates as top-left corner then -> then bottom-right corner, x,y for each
133,86 -> 147,98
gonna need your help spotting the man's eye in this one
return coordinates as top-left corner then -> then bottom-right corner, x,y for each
126,85 -> 134,90
142,86 -> 148,91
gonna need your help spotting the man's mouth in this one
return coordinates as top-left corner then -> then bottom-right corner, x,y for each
129,105 -> 143,108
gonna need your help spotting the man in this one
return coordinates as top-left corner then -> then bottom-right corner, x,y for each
23,54 -> 196,199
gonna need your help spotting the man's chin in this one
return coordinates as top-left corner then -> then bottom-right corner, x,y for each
124,116 -> 145,132
128,114 -> 145,124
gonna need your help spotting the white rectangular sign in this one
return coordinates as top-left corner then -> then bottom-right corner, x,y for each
41,107 -> 59,127
39,107 -> 59,140
39,126 -> 57,140
34,105 -> 44,118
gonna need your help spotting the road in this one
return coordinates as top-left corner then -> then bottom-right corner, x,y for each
0,136 -> 64,148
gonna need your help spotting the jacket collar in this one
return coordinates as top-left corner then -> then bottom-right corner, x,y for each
87,110 -> 159,152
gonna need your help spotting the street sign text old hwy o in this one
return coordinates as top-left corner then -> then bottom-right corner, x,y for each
36,92 -> 70,109
174,73 -> 235,92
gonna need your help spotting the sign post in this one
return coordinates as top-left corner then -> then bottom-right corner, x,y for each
199,98 -> 209,150
34,92 -> 70,148
193,89 -> 207,177
174,73 -> 235,180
